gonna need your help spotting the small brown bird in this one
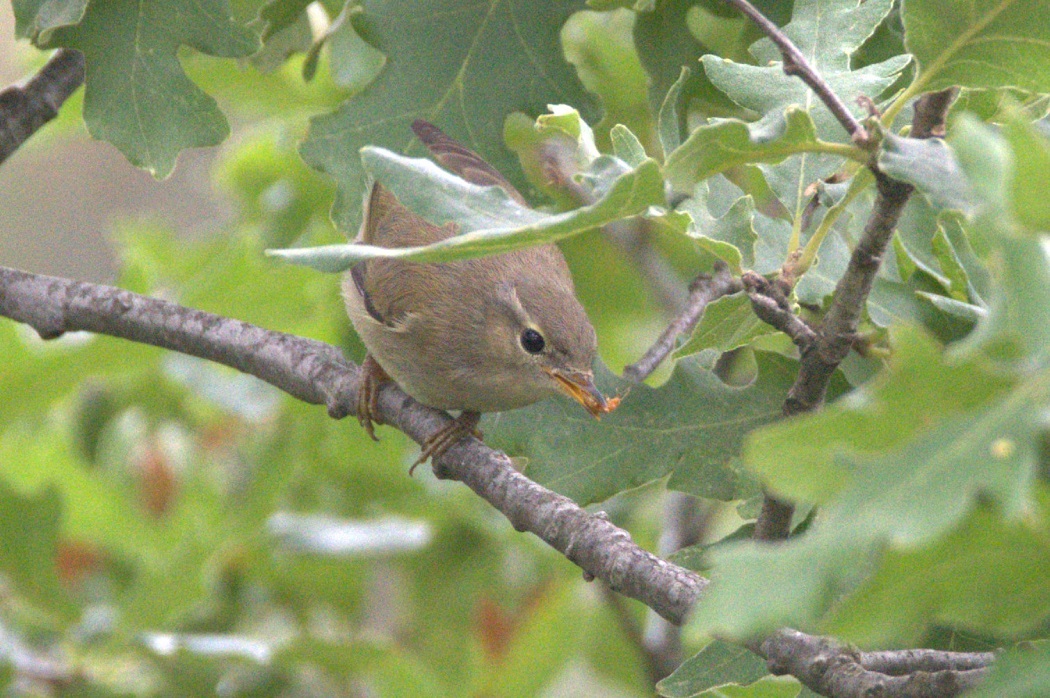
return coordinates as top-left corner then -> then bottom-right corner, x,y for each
344,120 -> 617,467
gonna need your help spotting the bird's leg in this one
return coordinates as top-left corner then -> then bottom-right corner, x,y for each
410,410 -> 482,475
357,354 -> 390,441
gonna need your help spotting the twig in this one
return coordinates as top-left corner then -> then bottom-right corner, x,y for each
860,648 -> 997,675
740,271 -> 817,352
761,629 -> 989,698
0,49 -> 84,165
718,0 -> 869,145
622,263 -> 742,383
0,265 -> 707,625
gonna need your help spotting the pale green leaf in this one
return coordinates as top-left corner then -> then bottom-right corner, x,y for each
931,225 -> 971,300
916,291 -> 987,323
671,180 -> 759,274
303,1 -> 387,91
610,124 -> 648,166
694,676 -> 801,698
268,149 -> 664,270
664,108 -> 826,195
657,67 -> 690,158
877,133 -> 977,214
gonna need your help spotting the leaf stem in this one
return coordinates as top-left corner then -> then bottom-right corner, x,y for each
718,0 -> 870,144
793,168 -> 874,278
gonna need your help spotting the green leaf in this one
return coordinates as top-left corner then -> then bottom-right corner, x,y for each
664,108 -> 832,195
937,210 -> 991,302
744,326 -> 1013,504
700,0 -> 910,213
823,505 -> 1050,645
949,119 -> 1050,363
504,104 -> 603,207
49,0 -> 260,177
1003,112 -> 1050,231
674,293 -> 778,357
562,9 -> 656,153
902,0 -> 1050,95
695,676 -> 801,698
877,133 -> 977,214
965,642 -> 1050,698
485,352 -> 802,505
0,480 -> 77,622
610,124 -> 648,167
268,149 -> 664,271
958,232 -> 1050,365
658,640 -> 769,698
695,329 -> 1047,642
931,224 -> 971,300
657,67 -> 690,158
12,0 -> 87,41
299,0 -> 594,230
916,291 -> 986,323
670,180 -> 758,275
950,114 -> 1013,217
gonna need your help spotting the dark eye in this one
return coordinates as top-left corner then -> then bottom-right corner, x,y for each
520,328 -> 545,354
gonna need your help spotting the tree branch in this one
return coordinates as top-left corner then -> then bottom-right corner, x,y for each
0,49 -> 85,165
860,648 -> 997,675
718,0 -> 869,144
0,265 -> 707,625
761,629 -> 990,698
622,263 -> 742,383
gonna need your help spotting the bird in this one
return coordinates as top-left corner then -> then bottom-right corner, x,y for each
343,119 -> 618,469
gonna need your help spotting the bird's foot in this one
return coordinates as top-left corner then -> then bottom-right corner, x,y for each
357,354 -> 390,442
410,411 -> 482,475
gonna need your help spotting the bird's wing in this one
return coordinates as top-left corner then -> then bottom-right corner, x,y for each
353,183 -> 458,326
411,119 -> 527,205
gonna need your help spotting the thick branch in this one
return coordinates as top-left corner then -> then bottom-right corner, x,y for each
623,263 -> 742,383
0,265 -> 706,625
0,49 -> 85,165
718,0 -> 868,144
762,629 -> 989,698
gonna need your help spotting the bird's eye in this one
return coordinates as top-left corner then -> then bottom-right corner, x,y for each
520,328 -> 545,354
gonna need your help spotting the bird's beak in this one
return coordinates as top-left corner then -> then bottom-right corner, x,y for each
544,368 -> 620,418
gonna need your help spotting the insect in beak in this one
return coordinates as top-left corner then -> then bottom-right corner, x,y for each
544,368 -> 621,418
